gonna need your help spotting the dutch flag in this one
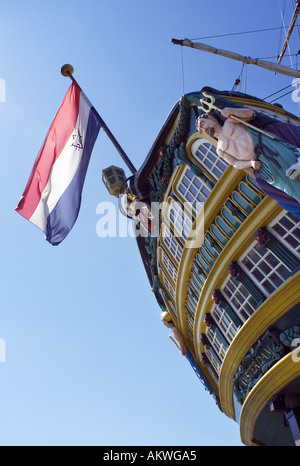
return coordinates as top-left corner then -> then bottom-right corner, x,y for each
16,82 -> 101,245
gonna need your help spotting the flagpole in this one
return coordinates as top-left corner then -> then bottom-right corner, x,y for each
61,64 -> 137,175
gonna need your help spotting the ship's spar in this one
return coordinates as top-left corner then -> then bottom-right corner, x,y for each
172,38 -> 300,79
172,2 -> 300,79
277,0 -> 300,65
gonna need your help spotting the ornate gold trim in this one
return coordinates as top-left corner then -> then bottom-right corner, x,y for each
176,166 -> 245,335
219,270 -> 300,419
193,197 -> 281,359
239,351 -> 300,446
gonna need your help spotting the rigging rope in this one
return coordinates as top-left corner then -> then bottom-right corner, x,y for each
181,3 -> 299,102
278,0 -> 297,67
263,83 -> 293,100
277,0 -> 287,59
268,87 -> 296,103
190,24 -> 300,41
232,63 -> 248,93
293,0 -> 300,39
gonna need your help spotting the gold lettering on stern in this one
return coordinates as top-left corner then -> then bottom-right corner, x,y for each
239,346 -> 273,389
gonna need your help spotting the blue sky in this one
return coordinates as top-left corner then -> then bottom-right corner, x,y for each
0,0 -> 300,447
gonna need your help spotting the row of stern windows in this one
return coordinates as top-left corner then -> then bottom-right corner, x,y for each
157,137 -> 300,382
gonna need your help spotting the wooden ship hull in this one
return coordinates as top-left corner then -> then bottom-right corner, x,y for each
119,87 -> 300,446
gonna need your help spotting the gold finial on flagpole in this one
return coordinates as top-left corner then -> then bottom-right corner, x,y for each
61,64 -> 74,77
59,63 -> 137,175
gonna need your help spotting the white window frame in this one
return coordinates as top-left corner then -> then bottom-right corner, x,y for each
205,347 -> 222,375
211,304 -> 240,342
158,267 -> 176,302
221,276 -> 258,322
206,326 -> 227,362
166,197 -> 193,242
190,137 -> 228,180
174,166 -> 210,215
159,247 -> 178,284
269,211 -> 300,259
161,224 -> 183,265
239,241 -> 293,296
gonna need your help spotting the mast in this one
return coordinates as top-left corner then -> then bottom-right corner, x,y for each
172,38 -> 300,78
277,0 -> 300,64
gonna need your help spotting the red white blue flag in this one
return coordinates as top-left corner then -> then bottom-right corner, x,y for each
16,82 -> 101,245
